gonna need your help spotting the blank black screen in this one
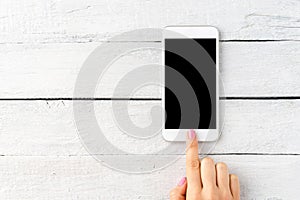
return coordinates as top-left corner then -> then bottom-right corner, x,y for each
165,39 -> 216,129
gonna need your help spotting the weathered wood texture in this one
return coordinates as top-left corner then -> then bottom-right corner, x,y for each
0,100 -> 299,155
0,155 -> 298,199
0,0 -> 299,43
0,42 -> 299,98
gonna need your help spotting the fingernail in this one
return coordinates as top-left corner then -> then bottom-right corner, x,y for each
178,177 -> 186,186
188,129 -> 196,140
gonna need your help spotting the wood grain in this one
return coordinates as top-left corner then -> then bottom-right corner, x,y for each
0,155 -> 298,199
0,41 -> 299,98
0,0 -> 299,43
0,100 -> 299,155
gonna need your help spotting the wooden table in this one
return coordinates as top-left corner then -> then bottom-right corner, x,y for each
0,0 -> 299,199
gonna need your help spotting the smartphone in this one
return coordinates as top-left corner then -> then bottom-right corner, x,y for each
162,26 -> 219,141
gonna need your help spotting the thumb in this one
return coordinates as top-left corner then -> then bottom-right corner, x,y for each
170,177 -> 187,200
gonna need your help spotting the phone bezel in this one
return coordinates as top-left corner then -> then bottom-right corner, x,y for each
162,26 -> 219,142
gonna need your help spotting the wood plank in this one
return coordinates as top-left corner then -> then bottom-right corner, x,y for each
0,0 -> 299,43
0,155 -> 298,199
0,41 -> 299,98
0,100 -> 299,155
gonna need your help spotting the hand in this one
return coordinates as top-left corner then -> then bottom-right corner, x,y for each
170,130 -> 240,200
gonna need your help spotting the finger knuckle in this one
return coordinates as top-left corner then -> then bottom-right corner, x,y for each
188,159 -> 200,169
204,191 -> 218,200
221,191 -> 232,200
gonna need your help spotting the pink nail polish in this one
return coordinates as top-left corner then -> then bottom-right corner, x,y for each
178,177 -> 186,186
188,129 -> 195,139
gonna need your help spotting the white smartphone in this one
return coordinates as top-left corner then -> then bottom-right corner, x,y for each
162,26 -> 219,142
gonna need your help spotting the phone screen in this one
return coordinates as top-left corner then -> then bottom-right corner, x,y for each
164,38 -> 216,129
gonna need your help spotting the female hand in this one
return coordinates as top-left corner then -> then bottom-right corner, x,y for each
170,130 -> 240,200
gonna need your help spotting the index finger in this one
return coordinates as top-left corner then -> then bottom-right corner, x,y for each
186,130 -> 202,193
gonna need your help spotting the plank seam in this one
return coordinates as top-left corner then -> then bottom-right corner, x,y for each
1,97 -> 300,101
0,39 -> 299,45
0,153 -> 299,156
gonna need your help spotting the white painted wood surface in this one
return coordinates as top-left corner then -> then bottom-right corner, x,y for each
0,156 -> 298,199
0,0 -> 299,42
0,100 -> 299,155
0,42 -> 299,98
0,0 -> 299,199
